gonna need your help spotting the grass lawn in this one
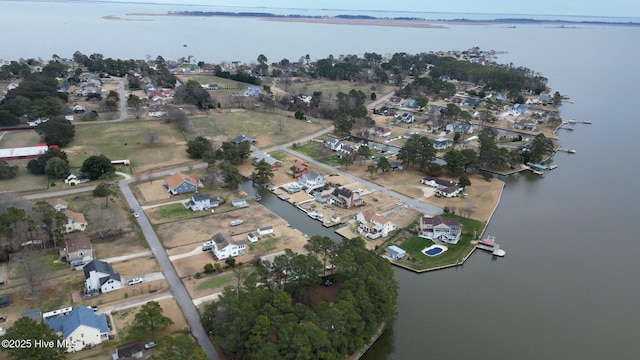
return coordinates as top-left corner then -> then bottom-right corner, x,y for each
145,203 -> 200,224
188,109 -> 331,149
286,80 -> 391,101
0,129 -> 42,148
394,214 -> 485,271
292,142 -> 342,166
196,272 -> 235,291
67,121 -> 190,172
176,74 -> 253,89
0,159 -> 49,193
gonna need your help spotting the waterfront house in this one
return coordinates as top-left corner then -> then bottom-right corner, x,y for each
64,234 -> 93,263
83,260 -> 122,294
298,171 -> 326,194
324,137 -> 342,151
385,245 -> 406,260
329,187 -> 364,208
165,172 -> 201,195
355,208 -> 396,239
421,177 -> 458,189
65,210 -> 88,233
44,306 -> 109,353
418,216 -> 461,244
211,233 -> 246,260
254,153 -> 282,168
338,144 -> 357,159
187,193 -> 220,211
436,184 -> 463,198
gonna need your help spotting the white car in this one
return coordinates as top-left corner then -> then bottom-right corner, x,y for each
144,341 -> 157,349
133,212 -> 140,218
128,277 -> 143,285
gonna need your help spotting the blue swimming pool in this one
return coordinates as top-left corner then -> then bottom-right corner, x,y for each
422,244 -> 448,257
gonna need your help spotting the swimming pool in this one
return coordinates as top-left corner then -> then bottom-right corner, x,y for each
422,244 -> 448,257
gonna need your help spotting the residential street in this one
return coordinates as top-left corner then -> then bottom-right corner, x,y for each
118,178 -> 219,359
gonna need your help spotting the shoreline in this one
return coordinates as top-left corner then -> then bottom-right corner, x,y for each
117,12 -> 640,28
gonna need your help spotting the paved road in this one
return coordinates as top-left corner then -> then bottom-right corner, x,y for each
118,178 -> 218,359
275,146 -> 443,216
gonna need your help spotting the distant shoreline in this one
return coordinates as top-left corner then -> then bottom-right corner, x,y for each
115,11 -> 640,28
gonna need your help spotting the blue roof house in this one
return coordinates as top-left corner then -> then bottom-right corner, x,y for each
45,306 -> 109,352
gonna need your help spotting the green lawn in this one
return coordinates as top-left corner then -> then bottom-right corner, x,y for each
145,203 -> 198,224
395,214 -> 484,271
177,74 -> 253,89
0,129 -> 41,148
196,272 -> 235,291
292,142 -> 342,166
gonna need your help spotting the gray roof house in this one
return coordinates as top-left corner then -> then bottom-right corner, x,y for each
324,137 -> 342,151
83,260 -> 122,294
187,193 -> 220,211
211,233 -> 246,260
45,306 -> 109,353
254,153 -> 282,168
231,134 -> 256,145
114,342 -> 144,359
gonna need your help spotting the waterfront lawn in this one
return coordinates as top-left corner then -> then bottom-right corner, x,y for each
396,215 -> 484,271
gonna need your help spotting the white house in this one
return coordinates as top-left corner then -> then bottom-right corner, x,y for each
432,138 -> 453,150
298,171 -> 326,194
65,210 -> 88,233
436,185 -> 463,198
247,233 -> 258,243
385,245 -> 406,260
355,208 -> 396,239
421,177 -> 458,189
211,233 -> 246,260
257,226 -> 274,236
44,306 -> 109,353
83,260 -> 122,294
187,193 -> 220,211
418,215 -> 461,244
324,137 -> 343,151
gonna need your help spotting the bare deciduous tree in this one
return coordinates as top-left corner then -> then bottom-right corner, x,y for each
144,129 -> 160,145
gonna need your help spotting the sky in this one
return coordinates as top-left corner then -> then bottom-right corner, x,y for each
93,0 -> 640,18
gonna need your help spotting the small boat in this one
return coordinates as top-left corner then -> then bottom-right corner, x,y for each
565,127 -> 575,131
253,194 -> 262,202
582,120 -> 592,124
230,219 -> 244,226
307,211 -> 319,219
548,165 -> 558,170
477,236 -> 506,257
568,149 -> 576,154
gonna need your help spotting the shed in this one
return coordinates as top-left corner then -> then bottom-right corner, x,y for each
20,308 -> 42,323
257,226 -> 274,236
385,245 -> 406,260
247,233 -> 258,243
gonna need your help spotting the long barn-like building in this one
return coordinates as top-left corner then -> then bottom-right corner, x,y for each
0,143 -> 49,160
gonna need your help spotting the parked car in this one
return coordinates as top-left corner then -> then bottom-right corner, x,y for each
128,277 -> 143,285
144,341 -> 157,349
133,212 -> 140,218
202,241 -> 213,251
70,260 -> 84,267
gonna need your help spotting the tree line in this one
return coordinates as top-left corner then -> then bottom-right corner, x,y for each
201,236 -> 398,360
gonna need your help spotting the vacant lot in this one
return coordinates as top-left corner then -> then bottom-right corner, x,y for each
188,108 -> 333,149
67,120 -> 190,172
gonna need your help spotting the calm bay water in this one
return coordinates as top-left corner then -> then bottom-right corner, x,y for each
3,2 -> 640,359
